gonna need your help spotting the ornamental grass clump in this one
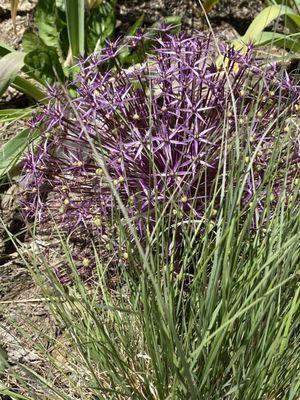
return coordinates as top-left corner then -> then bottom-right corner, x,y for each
22,33 -> 300,274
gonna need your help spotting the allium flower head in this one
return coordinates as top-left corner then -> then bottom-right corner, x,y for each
22,33 -> 300,269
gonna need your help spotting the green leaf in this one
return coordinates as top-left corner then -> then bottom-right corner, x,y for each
23,30 -> 67,83
243,5 -> 295,43
125,13 -> 144,37
0,108 -> 34,123
0,128 -> 39,178
24,48 -> 66,84
0,51 -> 25,97
152,16 -> 181,33
34,0 -> 66,66
22,30 -> 44,53
118,14 -> 145,64
0,42 -> 14,57
12,76 -> 46,102
0,42 -> 46,100
286,13 -> 300,28
85,0 -> 116,54
203,0 -> 221,13
294,0 -> 300,13
254,31 -> 300,52
55,0 -> 65,12
35,0 -> 62,52
22,30 -> 66,84
65,0 -> 85,59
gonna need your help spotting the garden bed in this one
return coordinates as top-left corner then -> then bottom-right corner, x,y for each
0,1 -> 299,399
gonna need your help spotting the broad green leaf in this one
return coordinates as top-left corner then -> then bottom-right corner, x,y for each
0,42 -> 14,57
12,76 -> 46,101
243,5 -> 295,43
23,30 -> 67,83
65,0 -> 85,59
286,13 -> 300,28
285,14 -> 300,34
22,30 -> 44,53
0,43 -> 46,100
0,128 -> 39,178
0,51 -> 25,96
35,0 -> 62,53
254,31 -> 300,52
294,0 -> 300,13
85,0 -> 116,54
24,48 -> 66,84
22,30 -> 66,84
0,108 -> 34,123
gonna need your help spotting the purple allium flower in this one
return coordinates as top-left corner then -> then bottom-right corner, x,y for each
22,33 -> 300,275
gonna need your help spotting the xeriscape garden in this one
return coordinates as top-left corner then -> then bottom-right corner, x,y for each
0,1 -> 299,399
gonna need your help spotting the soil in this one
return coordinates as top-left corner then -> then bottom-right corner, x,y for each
0,0 -> 271,396
117,0 -> 264,35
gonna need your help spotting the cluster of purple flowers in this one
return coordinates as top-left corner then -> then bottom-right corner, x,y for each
22,33 -> 299,273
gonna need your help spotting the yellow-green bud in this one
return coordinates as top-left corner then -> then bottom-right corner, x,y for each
181,195 -> 188,203
94,217 -> 101,227
82,258 -> 89,267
